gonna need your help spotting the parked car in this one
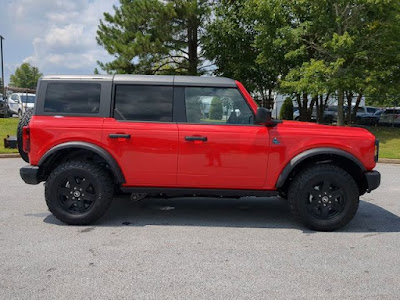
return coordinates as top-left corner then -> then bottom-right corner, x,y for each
7,93 -> 36,117
19,75 -> 380,231
354,106 -> 380,125
0,97 -> 10,117
293,106 -> 337,124
378,108 -> 400,127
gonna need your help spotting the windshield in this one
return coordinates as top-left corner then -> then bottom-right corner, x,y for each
20,95 -> 36,103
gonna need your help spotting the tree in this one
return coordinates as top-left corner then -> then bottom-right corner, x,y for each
209,97 -> 223,120
253,0 -> 400,125
9,63 -> 42,89
96,0 -> 212,75
203,0 -> 284,109
279,97 -> 294,120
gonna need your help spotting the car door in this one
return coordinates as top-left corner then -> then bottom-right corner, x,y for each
177,86 -> 270,189
102,84 -> 179,187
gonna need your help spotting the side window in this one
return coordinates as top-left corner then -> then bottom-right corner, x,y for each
367,108 -> 375,113
11,94 -> 18,101
44,83 -> 101,114
185,87 -> 254,125
114,85 -> 173,122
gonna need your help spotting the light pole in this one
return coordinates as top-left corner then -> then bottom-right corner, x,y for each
0,35 -> 4,100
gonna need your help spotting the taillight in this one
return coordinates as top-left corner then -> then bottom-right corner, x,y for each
22,126 -> 30,153
375,139 -> 379,162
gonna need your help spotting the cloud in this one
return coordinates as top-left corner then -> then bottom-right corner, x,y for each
6,0 -> 118,74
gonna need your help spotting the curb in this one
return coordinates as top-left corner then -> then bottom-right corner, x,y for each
0,153 -> 21,158
378,158 -> 400,164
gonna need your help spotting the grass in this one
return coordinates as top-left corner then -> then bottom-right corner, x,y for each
364,126 -> 400,159
0,117 -> 19,154
0,118 -> 399,159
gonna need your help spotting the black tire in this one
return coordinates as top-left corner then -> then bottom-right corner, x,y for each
17,108 -> 33,163
45,160 -> 114,225
288,164 -> 359,231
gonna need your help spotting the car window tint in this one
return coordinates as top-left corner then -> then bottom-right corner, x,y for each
185,87 -> 254,125
367,108 -> 375,113
114,85 -> 173,122
44,83 -> 101,114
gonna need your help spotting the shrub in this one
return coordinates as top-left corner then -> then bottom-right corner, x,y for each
280,97 -> 294,120
209,97 -> 223,120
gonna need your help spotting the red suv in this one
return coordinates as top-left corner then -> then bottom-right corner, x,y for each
19,75 -> 380,230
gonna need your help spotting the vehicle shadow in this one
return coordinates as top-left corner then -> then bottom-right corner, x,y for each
42,196 -> 400,233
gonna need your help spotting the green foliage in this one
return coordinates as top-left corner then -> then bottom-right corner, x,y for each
209,97 -> 223,120
96,0 -> 212,75
9,63 -> 42,89
203,0 -> 281,108
279,97 -> 294,120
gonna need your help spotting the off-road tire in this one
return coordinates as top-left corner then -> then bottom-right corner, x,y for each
17,108 -> 33,163
288,164 -> 359,231
45,160 -> 114,225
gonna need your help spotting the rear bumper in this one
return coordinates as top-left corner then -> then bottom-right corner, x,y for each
365,171 -> 380,192
20,165 -> 41,185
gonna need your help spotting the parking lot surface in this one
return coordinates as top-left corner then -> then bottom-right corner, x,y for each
0,158 -> 399,299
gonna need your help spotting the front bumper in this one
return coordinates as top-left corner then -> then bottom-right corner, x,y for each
20,165 -> 41,185
365,170 -> 380,192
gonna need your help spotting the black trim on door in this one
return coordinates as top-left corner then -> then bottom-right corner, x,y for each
173,86 -> 186,122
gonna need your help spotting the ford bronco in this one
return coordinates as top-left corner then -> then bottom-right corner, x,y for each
19,75 -> 380,230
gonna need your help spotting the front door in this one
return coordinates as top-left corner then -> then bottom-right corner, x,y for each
103,84 -> 178,187
177,87 -> 269,189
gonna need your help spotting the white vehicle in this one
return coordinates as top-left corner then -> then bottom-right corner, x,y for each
7,93 -> 36,117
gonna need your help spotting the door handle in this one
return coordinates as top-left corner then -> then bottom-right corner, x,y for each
185,136 -> 207,142
109,134 -> 131,139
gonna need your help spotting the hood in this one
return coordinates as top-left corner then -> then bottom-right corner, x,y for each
277,120 -> 376,139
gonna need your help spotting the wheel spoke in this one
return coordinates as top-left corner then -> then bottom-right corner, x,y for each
83,193 -> 96,202
330,189 -> 344,200
76,200 -> 85,213
320,205 -> 330,218
58,187 -> 71,197
321,180 -> 332,194
80,180 -> 91,191
330,200 -> 343,212
63,198 -> 75,210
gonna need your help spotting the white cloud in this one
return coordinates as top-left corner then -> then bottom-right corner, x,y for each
6,0 -> 118,74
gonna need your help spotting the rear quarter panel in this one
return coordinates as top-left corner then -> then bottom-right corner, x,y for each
28,116 -> 105,165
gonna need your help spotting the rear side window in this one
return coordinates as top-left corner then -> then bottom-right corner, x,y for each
114,85 -> 173,122
44,83 -> 101,114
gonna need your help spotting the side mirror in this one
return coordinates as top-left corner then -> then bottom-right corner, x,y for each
255,107 -> 272,125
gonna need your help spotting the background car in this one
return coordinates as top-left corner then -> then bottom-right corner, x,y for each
378,108 -> 400,127
354,106 -> 380,125
7,93 -> 36,117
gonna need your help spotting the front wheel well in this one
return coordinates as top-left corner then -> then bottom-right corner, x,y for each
279,154 -> 368,196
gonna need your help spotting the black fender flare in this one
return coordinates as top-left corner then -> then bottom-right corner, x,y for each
275,147 -> 366,188
38,142 -> 125,184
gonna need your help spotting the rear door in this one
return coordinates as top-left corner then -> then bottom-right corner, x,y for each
102,84 -> 179,187
177,86 -> 269,189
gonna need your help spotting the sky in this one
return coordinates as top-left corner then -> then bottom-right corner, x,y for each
0,0 -> 119,85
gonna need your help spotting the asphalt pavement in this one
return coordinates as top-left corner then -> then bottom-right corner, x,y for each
0,158 -> 399,299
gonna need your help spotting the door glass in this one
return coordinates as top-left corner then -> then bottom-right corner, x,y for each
114,85 -> 173,122
185,87 -> 254,124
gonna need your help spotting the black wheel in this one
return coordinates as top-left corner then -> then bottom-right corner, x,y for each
288,164 -> 359,231
17,108 -> 33,163
45,160 -> 114,225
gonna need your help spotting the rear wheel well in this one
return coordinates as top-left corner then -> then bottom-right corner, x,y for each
279,154 -> 367,196
39,148 -> 119,185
